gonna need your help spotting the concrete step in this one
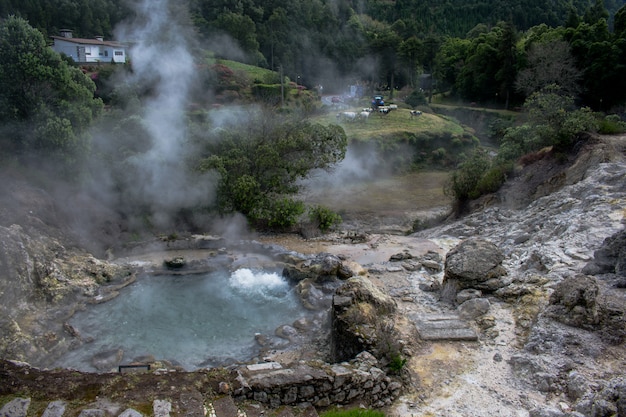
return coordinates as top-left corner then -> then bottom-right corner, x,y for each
412,314 -> 478,341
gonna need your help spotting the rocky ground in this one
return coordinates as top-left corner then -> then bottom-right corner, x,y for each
1,134 -> 626,417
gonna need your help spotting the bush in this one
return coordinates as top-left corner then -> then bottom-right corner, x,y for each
257,198 -> 305,230
598,114 -> 626,134
389,353 -> 407,374
445,148 -> 491,202
308,205 -> 342,232
475,164 -> 509,195
251,84 -> 282,103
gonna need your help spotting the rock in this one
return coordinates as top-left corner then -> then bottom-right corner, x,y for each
457,297 -> 490,320
456,288 -> 482,304
390,251 -> 412,261
118,410 -> 143,417
153,400 -> 171,417
218,381 -> 231,394
420,251 -> 443,272
420,259 -> 442,272
583,229 -> 626,276
41,401 -> 66,417
284,253 -> 358,283
0,398 -> 30,417
338,260 -> 366,278
331,276 -> 397,362
541,271 -> 626,345
315,254 -> 342,277
275,325 -> 298,340
163,256 -> 185,269
567,371 -> 590,401
440,238 -> 508,304
295,279 -> 332,310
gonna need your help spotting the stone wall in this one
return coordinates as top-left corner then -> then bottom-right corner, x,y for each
235,352 -> 402,408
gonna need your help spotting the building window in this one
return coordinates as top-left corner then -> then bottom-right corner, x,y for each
115,51 -> 124,56
85,46 -> 92,55
104,50 -> 108,57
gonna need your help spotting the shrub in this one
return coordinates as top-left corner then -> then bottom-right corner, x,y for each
475,164 -> 508,195
598,114 -> 626,134
389,353 -> 407,374
308,205 -> 342,232
259,198 -> 305,230
445,148 -> 491,203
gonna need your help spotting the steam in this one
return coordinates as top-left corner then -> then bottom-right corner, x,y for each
302,142 -> 390,190
83,0 -> 216,232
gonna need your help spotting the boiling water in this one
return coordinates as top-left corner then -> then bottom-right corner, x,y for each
54,268 -> 306,371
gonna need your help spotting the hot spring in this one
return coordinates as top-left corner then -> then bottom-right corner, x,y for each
53,267 -> 312,372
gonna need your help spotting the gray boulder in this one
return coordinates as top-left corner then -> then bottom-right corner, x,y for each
0,398 -> 30,417
545,274 -> 626,344
441,238 -> 508,303
582,228 -> 626,276
457,297 -> 490,320
331,276 -> 397,362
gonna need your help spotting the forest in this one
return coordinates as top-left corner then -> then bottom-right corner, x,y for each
2,0 -> 626,110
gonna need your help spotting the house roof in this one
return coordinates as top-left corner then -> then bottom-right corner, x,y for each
50,36 -> 125,48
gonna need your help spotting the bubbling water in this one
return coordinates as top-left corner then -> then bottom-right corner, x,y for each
52,268 -> 308,372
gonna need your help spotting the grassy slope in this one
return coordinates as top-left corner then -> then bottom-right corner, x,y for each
314,107 -> 465,142
216,59 -> 471,144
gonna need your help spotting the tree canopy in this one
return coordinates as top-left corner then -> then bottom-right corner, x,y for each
194,110 -> 347,229
0,15 -> 103,172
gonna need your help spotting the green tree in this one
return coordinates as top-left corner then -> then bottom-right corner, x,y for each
499,85 -> 598,160
0,16 -> 103,172
456,21 -> 520,105
398,36 -> 422,87
195,111 -> 347,230
434,36 -> 471,95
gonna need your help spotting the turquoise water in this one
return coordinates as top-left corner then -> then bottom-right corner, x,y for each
54,268 -> 306,371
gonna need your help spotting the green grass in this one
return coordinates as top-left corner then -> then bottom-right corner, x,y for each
313,107 -> 465,141
216,59 -> 279,83
320,408 -> 386,417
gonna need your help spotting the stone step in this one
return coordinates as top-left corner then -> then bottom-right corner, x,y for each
211,396 -> 242,417
412,314 -> 478,341
0,396 -> 319,417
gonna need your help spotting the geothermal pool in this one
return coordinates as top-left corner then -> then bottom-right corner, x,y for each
54,268 -> 308,372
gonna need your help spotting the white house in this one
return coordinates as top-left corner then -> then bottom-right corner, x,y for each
50,29 -> 127,64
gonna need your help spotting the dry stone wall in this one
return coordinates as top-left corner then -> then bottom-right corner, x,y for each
235,352 -> 402,408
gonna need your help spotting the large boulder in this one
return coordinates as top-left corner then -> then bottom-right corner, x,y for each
545,274 -> 626,344
440,238 -> 508,304
330,276 -> 397,363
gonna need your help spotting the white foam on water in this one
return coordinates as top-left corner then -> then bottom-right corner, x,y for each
229,268 -> 290,299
